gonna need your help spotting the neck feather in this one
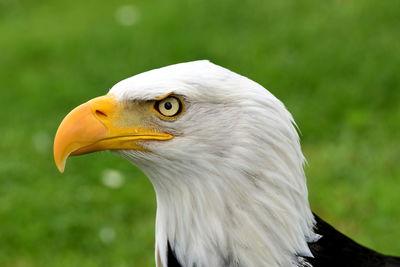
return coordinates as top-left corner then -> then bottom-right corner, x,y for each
135,152 -> 316,267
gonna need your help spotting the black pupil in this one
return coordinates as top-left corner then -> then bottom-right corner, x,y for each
164,101 -> 173,110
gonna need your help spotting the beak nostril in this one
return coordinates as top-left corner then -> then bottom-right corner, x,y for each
95,110 -> 107,118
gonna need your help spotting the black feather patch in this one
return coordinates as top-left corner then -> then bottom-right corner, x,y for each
306,214 -> 400,267
168,241 -> 182,267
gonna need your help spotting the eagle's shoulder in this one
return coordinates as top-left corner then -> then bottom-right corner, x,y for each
306,214 -> 400,267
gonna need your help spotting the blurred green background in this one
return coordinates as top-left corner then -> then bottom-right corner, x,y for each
1,0 -> 399,266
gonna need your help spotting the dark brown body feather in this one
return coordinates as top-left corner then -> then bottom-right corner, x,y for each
306,214 -> 400,267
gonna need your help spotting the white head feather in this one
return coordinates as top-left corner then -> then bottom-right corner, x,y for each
109,60 -> 317,267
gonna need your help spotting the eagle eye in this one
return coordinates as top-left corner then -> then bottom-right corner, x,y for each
154,96 -> 183,118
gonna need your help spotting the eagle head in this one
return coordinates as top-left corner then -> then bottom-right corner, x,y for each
54,60 -> 316,267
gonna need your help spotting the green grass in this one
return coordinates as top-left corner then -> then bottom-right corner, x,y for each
1,0 -> 399,265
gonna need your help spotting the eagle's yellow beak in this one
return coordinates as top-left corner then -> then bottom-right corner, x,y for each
53,94 -> 173,173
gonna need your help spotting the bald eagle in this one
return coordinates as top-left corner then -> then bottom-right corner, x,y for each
54,61 -> 399,267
